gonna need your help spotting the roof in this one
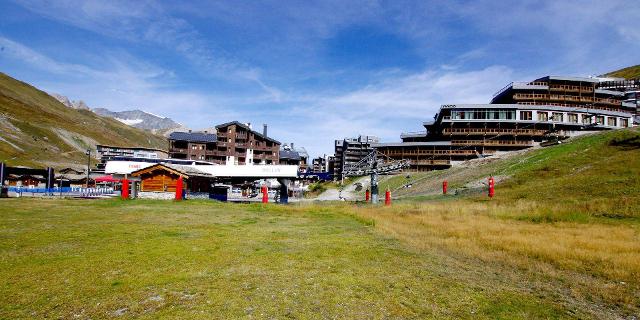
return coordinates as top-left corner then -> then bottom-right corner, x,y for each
130,163 -> 213,178
215,121 -> 281,144
279,149 -> 301,160
168,131 -> 218,143
96,144 -> 168,153
537,76 -> 599,83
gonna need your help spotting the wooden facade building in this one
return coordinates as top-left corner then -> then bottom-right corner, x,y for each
131,163 -> 213,193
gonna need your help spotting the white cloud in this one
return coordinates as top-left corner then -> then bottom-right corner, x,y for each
269,65 -> 515,157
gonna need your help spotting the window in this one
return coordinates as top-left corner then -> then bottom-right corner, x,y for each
520,111 -> 532,121
581,114 -> 591,124
595,116 -> 604,125
537,112 -> 548,121
607,117 -> 617,127
621,118 -> 629,127
567,113 -> 578,123
552,112 -> 564,122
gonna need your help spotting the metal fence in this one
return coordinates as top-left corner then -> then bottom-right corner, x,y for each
7,186 -> 116,197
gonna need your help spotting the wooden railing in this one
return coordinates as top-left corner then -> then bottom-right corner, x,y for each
383,149 -> 475,156
411,160 -> 451,165
451,140 -> 533,147
549,84 -> 594,92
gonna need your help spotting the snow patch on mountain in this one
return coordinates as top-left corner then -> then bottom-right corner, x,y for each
116,118 -> 144,126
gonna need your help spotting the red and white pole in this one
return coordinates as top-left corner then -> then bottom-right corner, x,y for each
443,180 -> 448,195
384,189 -> 391,206
365,189 -> 370,202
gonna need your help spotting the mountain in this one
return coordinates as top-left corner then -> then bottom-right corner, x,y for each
602,64 -> 640,79
49,93 -> 90,110
92,108 -> 183,135
0,72 -> 167,169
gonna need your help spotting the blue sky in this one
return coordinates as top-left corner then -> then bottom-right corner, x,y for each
0,0 -> 638,157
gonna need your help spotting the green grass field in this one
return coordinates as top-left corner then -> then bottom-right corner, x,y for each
1,199 -> 638,319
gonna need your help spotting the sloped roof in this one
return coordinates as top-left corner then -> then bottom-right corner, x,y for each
131,163 -> 213,178
215,121 -> 280,144
168,131 -> 217,143
279,149 -> 301,160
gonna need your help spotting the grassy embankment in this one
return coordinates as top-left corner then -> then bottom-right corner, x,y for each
1,129 -> 639,318
603,64 -> 640,79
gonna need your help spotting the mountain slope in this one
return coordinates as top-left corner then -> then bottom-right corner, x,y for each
602,64 -> 640,79
93,108 -> 183,135
0,72 -> 167,168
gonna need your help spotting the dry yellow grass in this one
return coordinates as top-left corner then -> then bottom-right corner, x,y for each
352,201 -> 640,314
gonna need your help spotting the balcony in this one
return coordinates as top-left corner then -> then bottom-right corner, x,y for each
383,149 -> 475,156
549,85 -> 594,93
443,128 -> 547,136
169,148 -> 187,154
412,160 -> 451,165
451,140 -> 533,147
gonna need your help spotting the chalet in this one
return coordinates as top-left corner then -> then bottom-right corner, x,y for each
130,163 -> 214,199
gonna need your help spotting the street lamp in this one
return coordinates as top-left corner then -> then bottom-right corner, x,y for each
85,149 -> 91,188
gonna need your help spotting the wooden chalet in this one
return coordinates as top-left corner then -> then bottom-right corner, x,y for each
130,163 -> 214,193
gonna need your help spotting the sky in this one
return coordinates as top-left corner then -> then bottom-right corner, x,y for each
0,0 -> 638,158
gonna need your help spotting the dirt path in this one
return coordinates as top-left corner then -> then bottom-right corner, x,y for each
310,176 -> 369,201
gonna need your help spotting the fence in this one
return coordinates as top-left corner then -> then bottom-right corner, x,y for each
7,186 -> 116,197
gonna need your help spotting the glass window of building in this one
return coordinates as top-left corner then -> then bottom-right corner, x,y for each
567,113 -> 578,123
537,112 -> 548,121
621,118 -> 629,127
595,116 -> 604,125
520,111 -> 532,121
581,114 -> 591,124
607,117 -> 617,127
552,112 -> 564,122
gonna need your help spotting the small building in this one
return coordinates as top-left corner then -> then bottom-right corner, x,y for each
130,163 -> 214,199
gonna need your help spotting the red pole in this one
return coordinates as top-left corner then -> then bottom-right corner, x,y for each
443,180 -> 448,195
261,185 -> 268,203
175,176 -> 183,201
365,189 -> 370,202
384,189 -> 391,206
121,179 -> 129,199
488,176 -> 495,198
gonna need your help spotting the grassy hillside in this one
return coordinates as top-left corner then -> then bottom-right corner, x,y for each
380,128 -> 640,219
603,64 -> 640,79
0,72 -> 167,168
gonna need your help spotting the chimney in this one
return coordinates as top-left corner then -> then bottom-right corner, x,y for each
263,124 -> 267,137
291,142 -> 294,149
247,122 -> 251,129
188,129 -> 192,133
204,130 -> 208,134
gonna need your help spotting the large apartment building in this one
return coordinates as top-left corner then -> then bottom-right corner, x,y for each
168,122 -> 281,165
374,75 -> 636,171
334,135 -> 379,178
